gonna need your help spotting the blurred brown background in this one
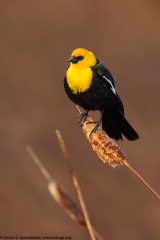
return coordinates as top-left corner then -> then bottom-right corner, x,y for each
0,0 -> 160,239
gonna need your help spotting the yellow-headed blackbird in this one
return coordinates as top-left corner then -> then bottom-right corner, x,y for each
64,48 -> 139,141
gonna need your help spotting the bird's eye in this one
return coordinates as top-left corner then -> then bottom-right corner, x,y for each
77,56 -> 84,61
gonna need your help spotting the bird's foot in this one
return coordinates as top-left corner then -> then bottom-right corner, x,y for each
78,110 -> 89,126
87,118 -> 102,135
87,110 -> 104,135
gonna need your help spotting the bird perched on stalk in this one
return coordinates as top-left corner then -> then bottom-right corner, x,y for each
64,48 -> 139,141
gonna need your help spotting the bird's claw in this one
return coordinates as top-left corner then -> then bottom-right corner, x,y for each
86,119 -> 102,136
78,110 -> 89,126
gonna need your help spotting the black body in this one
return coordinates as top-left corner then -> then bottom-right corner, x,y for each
64,61 -> 139,141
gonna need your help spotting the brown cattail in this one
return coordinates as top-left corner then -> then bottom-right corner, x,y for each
79,114 -> 160,201
82,116 -> 127,167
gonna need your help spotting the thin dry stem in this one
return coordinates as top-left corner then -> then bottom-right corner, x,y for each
123,160 -> 160,201
55,130 -> 96,240
48,179 -> 104,240
76,106 -> 160,201
48,180 -> 86,227
26,146 -> 85,226
26,145 -> 52,182
26,145 -> 104,240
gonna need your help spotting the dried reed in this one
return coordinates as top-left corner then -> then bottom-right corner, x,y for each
26,146 -> 104,240
76,106 -> 160,201
26,107 -> 159,240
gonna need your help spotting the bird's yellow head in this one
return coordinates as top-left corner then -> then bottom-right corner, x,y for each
66,48 -> 97,94
68,48 -> 97,68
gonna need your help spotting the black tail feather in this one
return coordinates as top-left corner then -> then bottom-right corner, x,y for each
102,108 -> 139,141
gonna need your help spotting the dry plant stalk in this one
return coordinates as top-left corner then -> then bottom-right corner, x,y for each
48,181 -> 86,227
77,108 -> 160,201
48,181 -> 104,240
26,146 -> 104,240
55,130 -> 97,240
26,146 -> 85,226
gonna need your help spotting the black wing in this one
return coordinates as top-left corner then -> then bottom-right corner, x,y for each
92,62 -> 124,114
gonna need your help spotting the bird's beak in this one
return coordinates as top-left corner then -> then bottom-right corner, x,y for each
68,56 -> 78,64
